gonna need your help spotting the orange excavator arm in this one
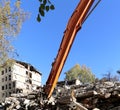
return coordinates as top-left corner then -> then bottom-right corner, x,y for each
45,0 -> 95,98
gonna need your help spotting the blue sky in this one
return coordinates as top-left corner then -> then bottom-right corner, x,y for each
14,0 -> 120,84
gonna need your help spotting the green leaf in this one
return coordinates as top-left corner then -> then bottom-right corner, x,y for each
45,6 -> 49,12
37,14 -> 41,22
50,5 -> 55,10
40,4 -> 45,9
39,8 -> 45,16
39,0 -> 42,2
43,0 -> 47,5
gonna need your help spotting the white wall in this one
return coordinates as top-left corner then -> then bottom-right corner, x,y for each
0,61 -> 42,101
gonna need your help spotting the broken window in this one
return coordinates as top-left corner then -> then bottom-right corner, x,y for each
5,68 -> 7,73
13,82 -> 15,88
5,76 -> 7,81
6,85 -> 7,89
2,86 -> 4,90
1,70 -> 4,75
29,73 -> 32,78
26,71 -> 28,75
9,67 -> 11,72
2,78 -> 4,82
9,92 -> 11,96
9,83 -> 11,89
9,75 -> 11,80
29,79 -> 32,84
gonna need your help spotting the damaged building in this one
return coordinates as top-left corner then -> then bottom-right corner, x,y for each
0,60 -> 42,102
0,60 -> 120,110
1,79 -> 120,110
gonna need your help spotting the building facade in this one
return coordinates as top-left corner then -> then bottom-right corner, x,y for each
0,60 -> 42,101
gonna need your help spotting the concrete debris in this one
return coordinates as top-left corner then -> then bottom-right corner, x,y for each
0,80 -> 120,110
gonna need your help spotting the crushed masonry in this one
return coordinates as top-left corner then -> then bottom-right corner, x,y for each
0,80 -> 120,110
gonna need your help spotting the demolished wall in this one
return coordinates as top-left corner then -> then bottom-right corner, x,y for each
0,80 -> 120,110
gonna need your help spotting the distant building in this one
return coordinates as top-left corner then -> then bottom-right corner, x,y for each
57,79 -> 81,87
0,60 -> 42,101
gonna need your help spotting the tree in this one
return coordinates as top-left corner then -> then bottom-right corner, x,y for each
0,0 -> 28,65
65,64 -> 95,83
103,71 -> 119,82
37,0 -> 55,22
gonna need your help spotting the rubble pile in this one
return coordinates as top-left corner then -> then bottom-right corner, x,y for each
0,89 -> 43,110
74,81 -> 120,110
55,80 -> 120,110
0,80 -> 120,110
